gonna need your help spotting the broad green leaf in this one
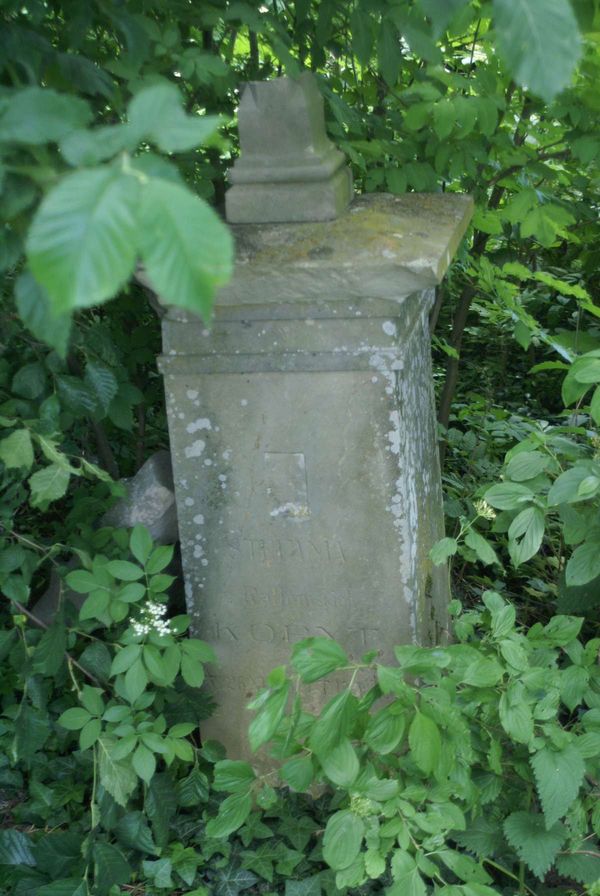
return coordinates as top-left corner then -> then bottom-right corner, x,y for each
60,124 -> 137,166
464,530 -> 499,566
493,0 -> 581,102
106,560 -> 144,581
15,271 -> 71,357
548,465 -> 597,506
322,809 -> 364,870
319,737 -> 359,787
80,718 -> 101,749
0,428 -> 33,470
65,569 -> 103,593
433,99 -> 455,139
364,704 -> 406,754
27,167 -> 140,314
506,451 -> 549,481
566,540 -> 600,587
408,710 -> 441,774
429,536 -> 458,565
213,760 -> 256,793
130,525 -> 153,565
114,811 -> 158,855
503,811 -> 566,879
292,637 -> 348,682
98,737 -> 138,807
58,707 -> 92,730
557,853 -> 600,885
531,744 -> 585,828
33,623 -> 66,676
12,361 -> 46,398
137,177 -> 233,321
248,682 -> 290,751
484,481 -> 533,510
0,87 -> 91,144
389,850 -> 426,896
128,83 -> 221,152
508,506 -> 545,566
29,464 -> 70,506
56,375 -> 97,414
80,590 -> 110,620
437,850 -> 491,884
181,652 -> 205,687
145,545 -> 174,574
421,0 -> 467,36
499,683 -> 533,744
280,755 -> 314,791
132,743 -> 156,783
377,19 -> 401,87
309,690 -> 358,755
462,656 -> 503,687
124,657 -> 148,703
205,791 -> 252,838
93,841 -> 131,894
0,829 -> 36,866
85,361 -> 118,413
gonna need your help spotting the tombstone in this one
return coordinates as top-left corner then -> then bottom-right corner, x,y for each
101,450 -> 178,544
157,74 -> 473,761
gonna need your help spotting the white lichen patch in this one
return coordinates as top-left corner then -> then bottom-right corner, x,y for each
240,399 -> 248,406
270,502 -> 310,519
193,514 -> 205,525
184,497 -> 194,507
186,418 -> 212,434
184,440 -> 205,458
186,389 -> 199,400
382,321 -> 396,336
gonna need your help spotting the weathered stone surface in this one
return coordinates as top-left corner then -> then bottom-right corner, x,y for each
226,73 -> 353,223
158,192 -> 472,762
101,450 -> 178,544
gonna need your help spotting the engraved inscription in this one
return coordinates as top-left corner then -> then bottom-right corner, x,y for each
225,535 -> 346,565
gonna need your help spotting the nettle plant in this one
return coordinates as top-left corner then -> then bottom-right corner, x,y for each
431,347 -> 600,614
0,525 -> 215,893
212,595 -> 600,895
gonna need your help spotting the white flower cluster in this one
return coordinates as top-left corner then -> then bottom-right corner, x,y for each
132,600 -> 171,637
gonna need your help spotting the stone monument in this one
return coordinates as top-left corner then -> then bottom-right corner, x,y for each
158,73 -> 473,761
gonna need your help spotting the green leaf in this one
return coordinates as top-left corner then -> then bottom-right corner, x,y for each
56,375 -> 97,414
114,810 -> 158,855
377,19 -> 402,87
132,743 -> 156,783
499,683 -> 533,744
93,841 -> 131,895
98,737 -> 138,807
309,690 -> 358,755
566,540 -> 600,586
248,682 -> 290,751
437,850 -> 491,884
433,99 -> 455,139
0,428 -> 33,470
508,506 -> 545,566
80,718 -> 101,749
493,0 -> 581,102
124,658 -> 148,703
130,525 -> 153,565
0,829 -> 36,866
364,704 -> 406,754
484,481 -> 533,510
80,590 -> 110,620
557,853 -> 600,885
146,773 -> 178,849
27,167 -> 140,314
33,623 -> 66,675
60,124 -> 137,166
408,711 -> 441,774
205,790 -> 252,838
138,177 -> 233,321
531,744 -> 585,828
213,760 -> 256,793
291,637 -> 348,682
548,465 -> 596,505
389,850 -> 426,896
12,361 -> 46,398
429,537 -> 458,565
106,559 -> 144,581
111,644 -> 142,675
503,811 -> 566,879
0,87 -> 91,144
145,545 -> 174,574
181,652 -> 205,687
319,737 -> 359,787
464,530 -> 499,566
58,707 -> 92,730
85,361 -> 118,413
322,809 -> 365,871
128,83 -> 221,152
462,656 -> 503,687
15,272 -> 71,357
421,0 -> 467,36
280,755 -> 314,791
506,451 -> 549,481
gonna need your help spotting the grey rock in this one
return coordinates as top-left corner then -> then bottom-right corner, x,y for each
226,72 -> 353,223
101,450 -> 178,544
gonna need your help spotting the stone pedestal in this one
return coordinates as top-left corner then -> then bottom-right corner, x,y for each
158,192 -> 473,761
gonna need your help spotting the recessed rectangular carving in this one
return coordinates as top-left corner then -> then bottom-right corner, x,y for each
264,451 -> 310,520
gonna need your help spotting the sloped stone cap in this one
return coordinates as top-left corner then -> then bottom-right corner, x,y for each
215,192 -> 473,308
